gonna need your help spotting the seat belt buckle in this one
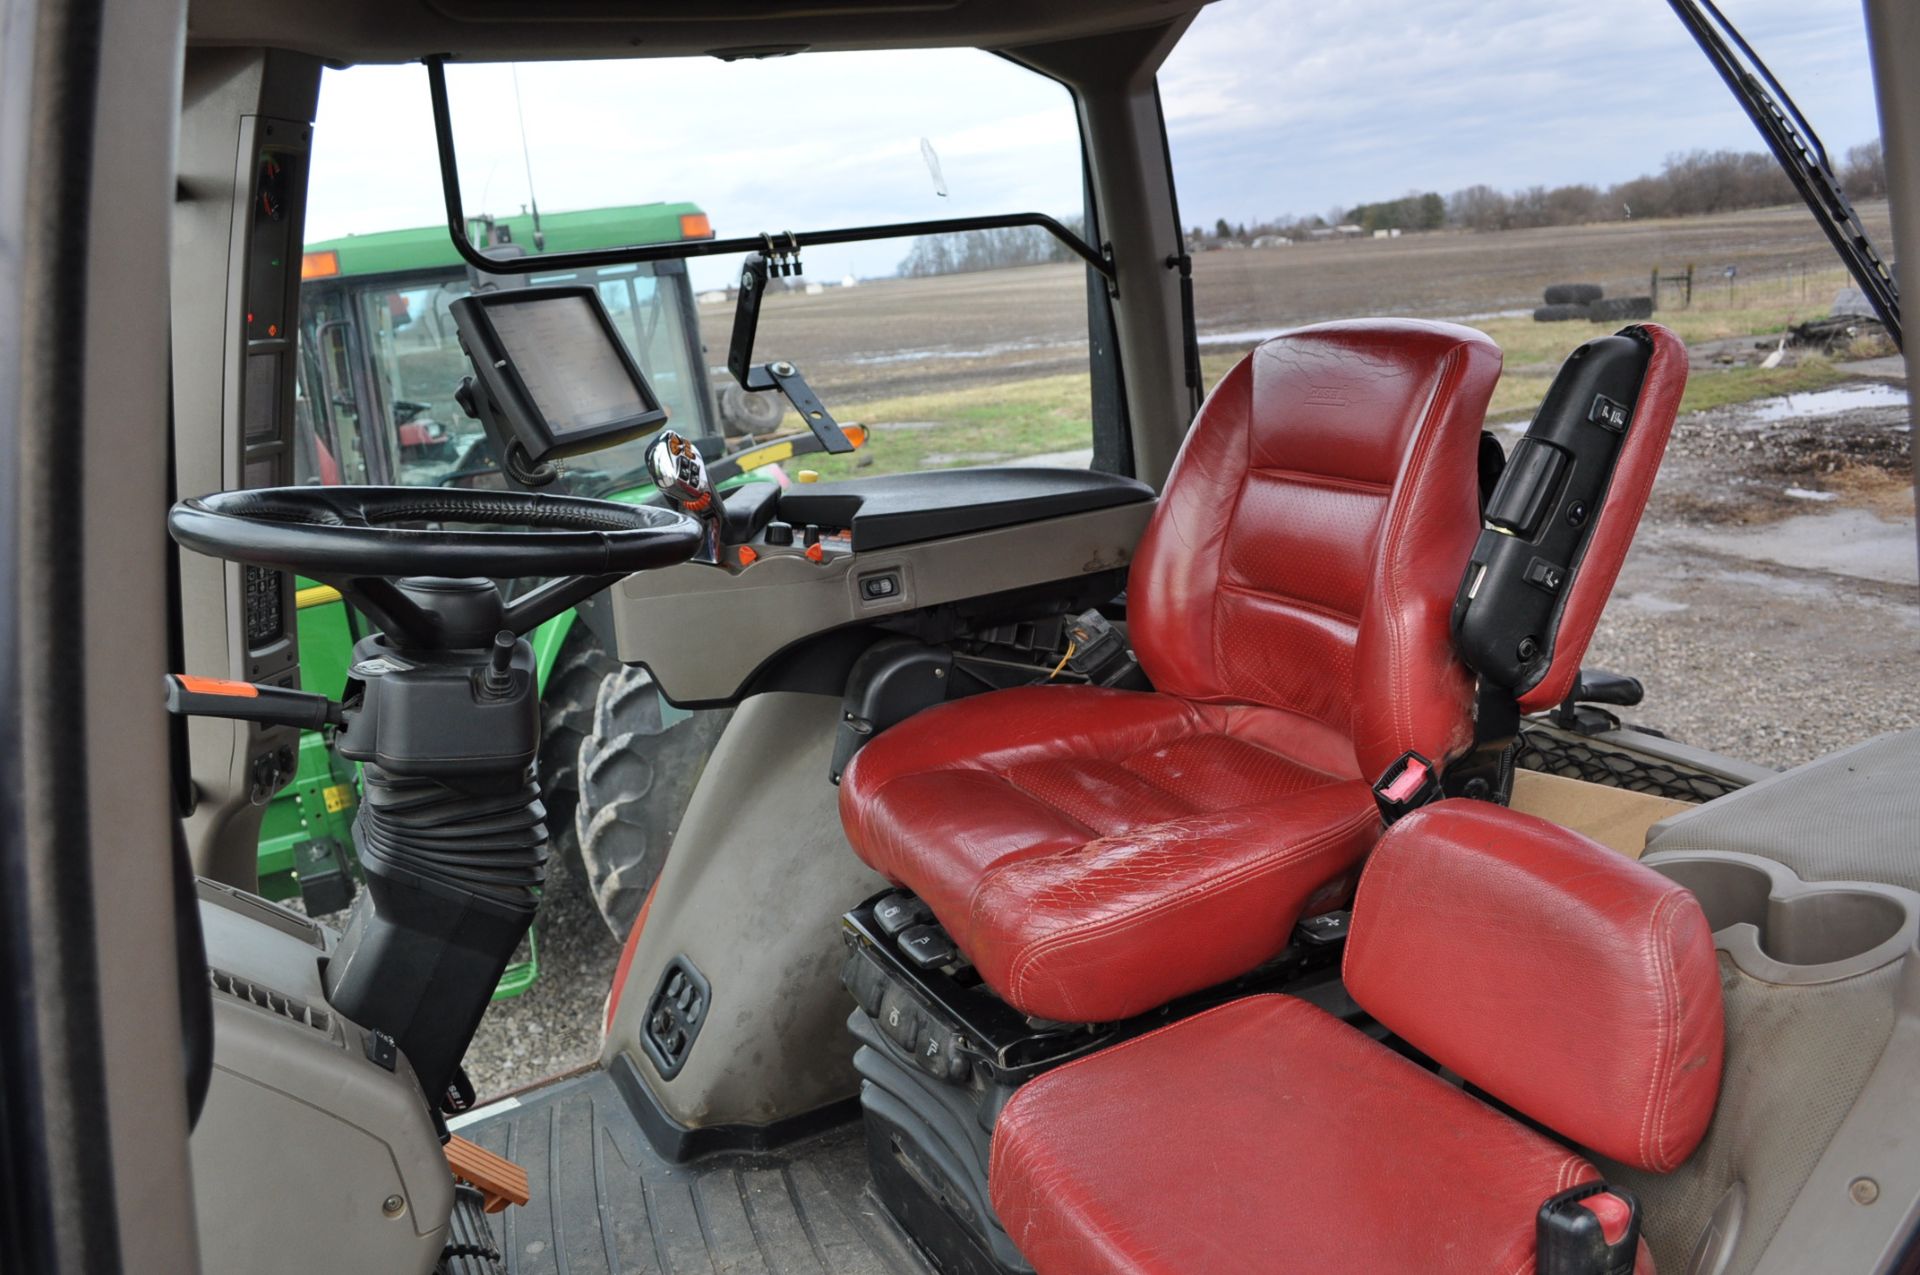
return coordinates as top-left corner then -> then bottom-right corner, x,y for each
1372,751 -> 1440,825
1537,1183 -> 1640,1275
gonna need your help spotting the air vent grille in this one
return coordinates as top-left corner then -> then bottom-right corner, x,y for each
208,967 -> 333,1035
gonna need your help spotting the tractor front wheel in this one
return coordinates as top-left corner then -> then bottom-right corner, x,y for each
573,666 -> 732,938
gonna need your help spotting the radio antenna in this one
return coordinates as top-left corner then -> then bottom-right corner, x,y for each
510,65 -> 546,251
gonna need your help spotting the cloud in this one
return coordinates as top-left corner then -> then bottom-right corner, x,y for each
1161,0 -> 1880,227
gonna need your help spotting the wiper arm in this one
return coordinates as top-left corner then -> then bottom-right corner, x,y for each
1667,0 -> 1900,349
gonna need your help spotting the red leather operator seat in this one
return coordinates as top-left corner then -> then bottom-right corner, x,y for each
990,803 -> 1725,1274
839,319 -> 1503,1023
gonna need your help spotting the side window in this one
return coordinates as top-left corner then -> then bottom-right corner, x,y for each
356,281 -> 478,486
290,306 -> 372,485
1157,1 -> 1882,419
1155,0 -> 1907,769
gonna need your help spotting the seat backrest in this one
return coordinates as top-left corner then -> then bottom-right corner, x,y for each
1345,800 -> 1724,1172
1129,319 -> 1502,779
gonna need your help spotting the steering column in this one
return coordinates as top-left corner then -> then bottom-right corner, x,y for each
165,478 -> 702,1107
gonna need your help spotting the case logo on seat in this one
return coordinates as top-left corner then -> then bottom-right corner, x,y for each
1305,385 -> 1350,407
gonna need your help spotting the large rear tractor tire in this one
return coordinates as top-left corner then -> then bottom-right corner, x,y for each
574,667 -> 733,938
1588,295 -> 1655,322
1543,282 -> 1604,306
1532,302 -> 1593,323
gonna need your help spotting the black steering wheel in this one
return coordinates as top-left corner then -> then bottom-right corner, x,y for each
169,486 -> 701,648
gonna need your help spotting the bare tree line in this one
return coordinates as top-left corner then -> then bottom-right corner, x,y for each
894,143 -> 1886,276
897,219 -> 1089,278
1203,141 -> 1887,243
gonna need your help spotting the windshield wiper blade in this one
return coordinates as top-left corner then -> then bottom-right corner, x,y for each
1667,0 -> 1900,349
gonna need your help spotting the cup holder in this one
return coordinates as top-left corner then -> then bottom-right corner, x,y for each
1644,851 -> 1918,985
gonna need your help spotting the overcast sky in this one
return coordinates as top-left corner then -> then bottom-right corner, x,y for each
304,0 -> 1882,290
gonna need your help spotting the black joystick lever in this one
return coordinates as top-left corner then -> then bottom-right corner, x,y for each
482,630 -> 516,697
646,429 -> 723,564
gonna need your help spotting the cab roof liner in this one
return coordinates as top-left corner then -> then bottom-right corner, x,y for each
185,0 -> 1213,62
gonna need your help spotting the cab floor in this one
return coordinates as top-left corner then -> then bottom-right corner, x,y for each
453,1067 -> 934,1275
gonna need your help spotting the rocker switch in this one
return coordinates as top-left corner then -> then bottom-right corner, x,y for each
874,893 -> 933,936
860,572 -> 901,601
363,1030 -> 398,1072
898,924 -> 959,970
1588,393 -> 1630,433
1523,557 -> 1567,595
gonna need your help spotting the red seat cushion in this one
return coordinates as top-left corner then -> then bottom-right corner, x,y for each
842,684 -> 1377,1022
991,996 -> 1651,1275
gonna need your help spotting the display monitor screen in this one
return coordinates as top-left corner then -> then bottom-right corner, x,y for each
486,292 -> 651,437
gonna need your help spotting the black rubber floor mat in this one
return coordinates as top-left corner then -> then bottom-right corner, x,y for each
454,1069 -> 932,1275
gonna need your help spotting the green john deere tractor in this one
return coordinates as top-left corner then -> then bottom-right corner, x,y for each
262,201 -> 859,990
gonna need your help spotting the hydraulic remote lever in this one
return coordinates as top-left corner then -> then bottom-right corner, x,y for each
646,429 -> 723,563
164,674 -> 344,730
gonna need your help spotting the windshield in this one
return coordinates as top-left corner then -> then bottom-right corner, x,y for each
302,52 -> 1103,483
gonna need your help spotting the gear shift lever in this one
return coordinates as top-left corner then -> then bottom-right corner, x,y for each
646,430 -> 722,563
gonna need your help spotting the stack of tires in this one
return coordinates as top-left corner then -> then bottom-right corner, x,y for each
1532,283 -> 1654,323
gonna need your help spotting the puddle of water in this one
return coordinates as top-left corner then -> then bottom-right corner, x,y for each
1747,383 -> 1908,423
1680,508 -> 1919,587
1620,593 -> 1691,614
847,337 -> 1065,366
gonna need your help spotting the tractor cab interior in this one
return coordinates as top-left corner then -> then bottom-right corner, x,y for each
3,1 -> 1917,1274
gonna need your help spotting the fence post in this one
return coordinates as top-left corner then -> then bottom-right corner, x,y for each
1651,267 -> 1660,310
